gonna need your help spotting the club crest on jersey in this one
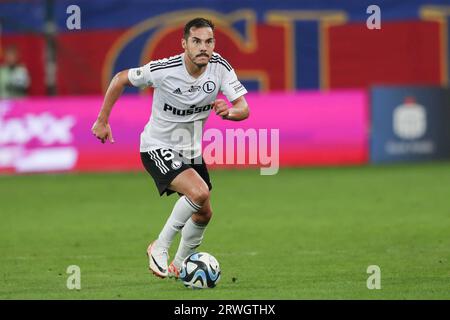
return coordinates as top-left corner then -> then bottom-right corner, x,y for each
202,81 -> 216,93
163,103 -> 213,116
171,160 -> 182,170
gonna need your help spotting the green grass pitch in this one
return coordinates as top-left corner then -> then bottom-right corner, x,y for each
0,162 -> 449,299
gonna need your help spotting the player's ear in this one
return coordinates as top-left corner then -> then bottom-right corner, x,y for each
181,38 -> 186,50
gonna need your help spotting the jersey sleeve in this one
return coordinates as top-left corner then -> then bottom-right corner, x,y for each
220,67 -> 248,102
128,63 -> 155,88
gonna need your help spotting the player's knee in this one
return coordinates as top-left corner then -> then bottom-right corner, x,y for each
188,187 -> 210,207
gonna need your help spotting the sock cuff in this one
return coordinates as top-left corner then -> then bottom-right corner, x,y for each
183,196 -> 201,212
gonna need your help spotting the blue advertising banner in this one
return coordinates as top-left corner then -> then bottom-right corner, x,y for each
371,86 -> 450,163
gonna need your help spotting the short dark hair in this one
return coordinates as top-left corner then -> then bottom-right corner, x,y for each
183,18 -> 214,39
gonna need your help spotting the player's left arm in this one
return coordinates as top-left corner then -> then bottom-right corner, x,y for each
213,95 -> 249,121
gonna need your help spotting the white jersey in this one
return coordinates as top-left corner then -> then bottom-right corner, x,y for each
128,52 -> 247,158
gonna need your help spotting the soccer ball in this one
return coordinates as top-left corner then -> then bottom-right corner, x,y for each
180,252 -> 221,289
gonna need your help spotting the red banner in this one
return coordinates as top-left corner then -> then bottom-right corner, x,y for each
328,21 -> 441,88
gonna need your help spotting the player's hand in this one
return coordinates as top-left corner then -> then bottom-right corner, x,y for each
212,99 -> 229,119
91,120 -> 115,144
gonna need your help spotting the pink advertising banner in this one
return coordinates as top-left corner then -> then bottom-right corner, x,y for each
0,91 -> 368,174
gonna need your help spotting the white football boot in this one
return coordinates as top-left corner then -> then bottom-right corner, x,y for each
147,241 -> 169,278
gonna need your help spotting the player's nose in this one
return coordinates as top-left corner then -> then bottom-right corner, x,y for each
198,50 -> 208,58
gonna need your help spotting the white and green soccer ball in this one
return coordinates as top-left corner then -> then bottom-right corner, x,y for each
180,252 -> 221,289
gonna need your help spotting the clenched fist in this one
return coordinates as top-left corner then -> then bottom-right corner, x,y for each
212,99 -> 229,119
91,120 -> 115,144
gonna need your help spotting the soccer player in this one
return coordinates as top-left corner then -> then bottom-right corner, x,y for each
91,18 -> 249,279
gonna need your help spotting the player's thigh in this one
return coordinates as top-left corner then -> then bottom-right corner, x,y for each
169,168 -> 210,204
191,158 -> 212,192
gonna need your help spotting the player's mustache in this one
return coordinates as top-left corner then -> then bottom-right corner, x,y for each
196,53 -> 209,58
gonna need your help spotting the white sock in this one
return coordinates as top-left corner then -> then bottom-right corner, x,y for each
157,196 -> 201,250
173,218 -> 207,269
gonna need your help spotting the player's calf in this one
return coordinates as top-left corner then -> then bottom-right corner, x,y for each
193,205 -> 212,225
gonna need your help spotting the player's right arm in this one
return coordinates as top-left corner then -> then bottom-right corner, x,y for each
91,70 -> 131,144
92,63 -> 154,143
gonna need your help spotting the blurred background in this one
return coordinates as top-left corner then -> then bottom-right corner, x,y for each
1,0 -> 450,300
1,0 -> 449,173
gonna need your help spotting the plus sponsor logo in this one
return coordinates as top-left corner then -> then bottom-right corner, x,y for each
163,103 -> 213,116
